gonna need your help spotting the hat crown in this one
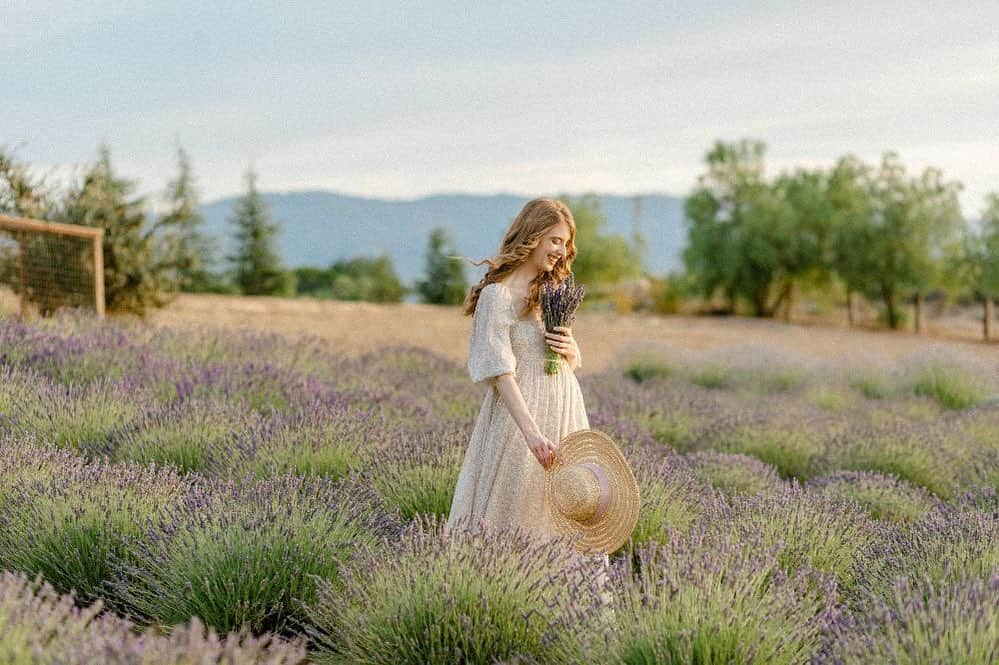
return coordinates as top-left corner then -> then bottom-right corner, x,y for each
551,465 -> 602,521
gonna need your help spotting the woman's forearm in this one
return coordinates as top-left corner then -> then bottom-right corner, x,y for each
492,373 -> 540,439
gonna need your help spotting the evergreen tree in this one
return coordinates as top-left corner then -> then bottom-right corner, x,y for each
62,144 -> 173,316
416,226 -> 467,305
153,145 -> 221,292
227,167 -> 293,296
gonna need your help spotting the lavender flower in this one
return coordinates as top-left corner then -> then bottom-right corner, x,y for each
539,273 -> 585,375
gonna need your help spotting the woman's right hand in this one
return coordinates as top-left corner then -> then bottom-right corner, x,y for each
524,430 -> 560,470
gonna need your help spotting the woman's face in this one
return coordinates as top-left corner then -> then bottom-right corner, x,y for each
528,220 -> 570,275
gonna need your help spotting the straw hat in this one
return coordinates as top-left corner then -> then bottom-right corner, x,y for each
544,429 -> 640,555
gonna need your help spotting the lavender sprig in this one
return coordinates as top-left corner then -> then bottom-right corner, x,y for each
540,273 -> 585,375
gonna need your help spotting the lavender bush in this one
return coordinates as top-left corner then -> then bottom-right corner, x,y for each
584,530 -> 838,664
109,473 -> 403,636
302,512 -> 609,665
684,451 -> 786,497
359,427 -> 467,520
0,455 -> 187,606
708,481 -> 880,597
0,570 -> 307,664
806,470 -> 942,524
829,573 -> 999,664
104,398 -> 265,474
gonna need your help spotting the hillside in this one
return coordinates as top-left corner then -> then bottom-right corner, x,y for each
200,191 -> 687,286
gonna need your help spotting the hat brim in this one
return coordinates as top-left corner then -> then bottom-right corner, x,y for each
544,428 -> 640,554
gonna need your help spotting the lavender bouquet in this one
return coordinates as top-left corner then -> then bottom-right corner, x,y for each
540,273 -> 586,375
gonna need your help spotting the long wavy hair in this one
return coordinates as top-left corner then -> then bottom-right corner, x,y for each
460,198 -> 577,318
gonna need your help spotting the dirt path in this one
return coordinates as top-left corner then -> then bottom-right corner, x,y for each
145,294 -> 999,374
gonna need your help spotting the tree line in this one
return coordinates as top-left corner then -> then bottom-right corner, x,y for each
683,139 -> 999,336
1,140 -> 996,339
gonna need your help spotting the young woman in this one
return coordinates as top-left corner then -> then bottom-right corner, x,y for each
445,197 -> 588,542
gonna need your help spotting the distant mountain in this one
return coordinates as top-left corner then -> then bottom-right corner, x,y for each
200,191 -> 688,291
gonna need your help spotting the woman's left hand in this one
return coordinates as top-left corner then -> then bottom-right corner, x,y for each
545,326 -> 580,368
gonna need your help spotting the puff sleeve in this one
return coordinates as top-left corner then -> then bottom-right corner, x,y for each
467,283 -> 517,386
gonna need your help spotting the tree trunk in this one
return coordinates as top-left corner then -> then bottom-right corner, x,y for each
914,292 -> 923,335
784,281 -> 794,322
883,287 -> 898,329
770,281 -> 788,319
847,291 -> 856,326
986,298 -> 994,341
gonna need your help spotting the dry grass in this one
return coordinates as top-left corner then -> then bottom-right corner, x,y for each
3,286 -> 995,374
143,294 -> 999,375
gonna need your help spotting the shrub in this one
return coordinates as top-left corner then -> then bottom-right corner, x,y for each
0,566 -> 307,664
684,451 -> 785,497
110,473 -> 402,636
829,573 -> 999,664
0,458 -> 187,605
586,529 -> 838,664
303,513 -> 610,665
806,470 -> 941,524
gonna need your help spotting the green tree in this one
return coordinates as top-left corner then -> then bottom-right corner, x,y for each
954,193 -> 999,339
560,193 -> 643,292
0,146 -> 77,315
227,167 -> 294,296
152,145 -> 222,293
293,266 -> 331,296
831,151 -> 963,329
62,144 -> 173,316
329,254 -> 405,302
416,226 -> 467,305
682,139 -> 770,314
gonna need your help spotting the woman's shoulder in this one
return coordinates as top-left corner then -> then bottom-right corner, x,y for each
477,282 -> 515,316
481,281 -> 513,301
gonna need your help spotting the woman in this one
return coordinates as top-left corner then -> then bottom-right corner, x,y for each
445,197 -> 588,542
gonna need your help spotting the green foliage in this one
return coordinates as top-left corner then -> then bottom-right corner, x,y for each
152,145 -> 221,294
0,460 -> 186,606
595,531 -> 836,665
415,226 -> 467,305
559,193 -> 642,292
330,254 -> 405,302
227,168 -> 294,296
303,515 -> 605,665
294,254 -> 406,302
953,192 -> 999,302
905,360 -> 992,410
685,452 -> 785,497
830,152 -> 965,329
368,443 -> 463,521
682,139 -> 770,314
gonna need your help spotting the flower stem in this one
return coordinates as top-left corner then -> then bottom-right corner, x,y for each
545,348 -> 560,375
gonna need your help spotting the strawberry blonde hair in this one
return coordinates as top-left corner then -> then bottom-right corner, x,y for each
460,198 -> 577,318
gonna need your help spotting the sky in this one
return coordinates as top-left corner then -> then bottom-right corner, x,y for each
3,1 -> 998,219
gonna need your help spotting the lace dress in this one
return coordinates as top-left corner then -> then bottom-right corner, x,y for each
446,281 -> 588,539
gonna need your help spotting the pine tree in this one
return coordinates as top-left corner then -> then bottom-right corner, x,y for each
227,167 -> 293,296
153,145 -> 220,292
416,226 -> 467,305
62,144 -> 173,316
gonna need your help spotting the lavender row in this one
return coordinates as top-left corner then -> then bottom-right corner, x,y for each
0,569 -> 307,664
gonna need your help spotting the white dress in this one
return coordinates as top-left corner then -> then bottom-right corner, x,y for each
445,281 -> 614,618
446,281 -> 588,539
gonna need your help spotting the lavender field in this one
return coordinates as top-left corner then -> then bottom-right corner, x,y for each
1,310 -> 997,664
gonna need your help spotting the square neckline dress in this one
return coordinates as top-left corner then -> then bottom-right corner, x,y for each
445,281 -> 589,542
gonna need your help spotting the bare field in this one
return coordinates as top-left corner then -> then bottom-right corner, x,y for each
139,293 -> 999,374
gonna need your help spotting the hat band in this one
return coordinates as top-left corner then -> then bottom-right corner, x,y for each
576,462 -> 611,526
